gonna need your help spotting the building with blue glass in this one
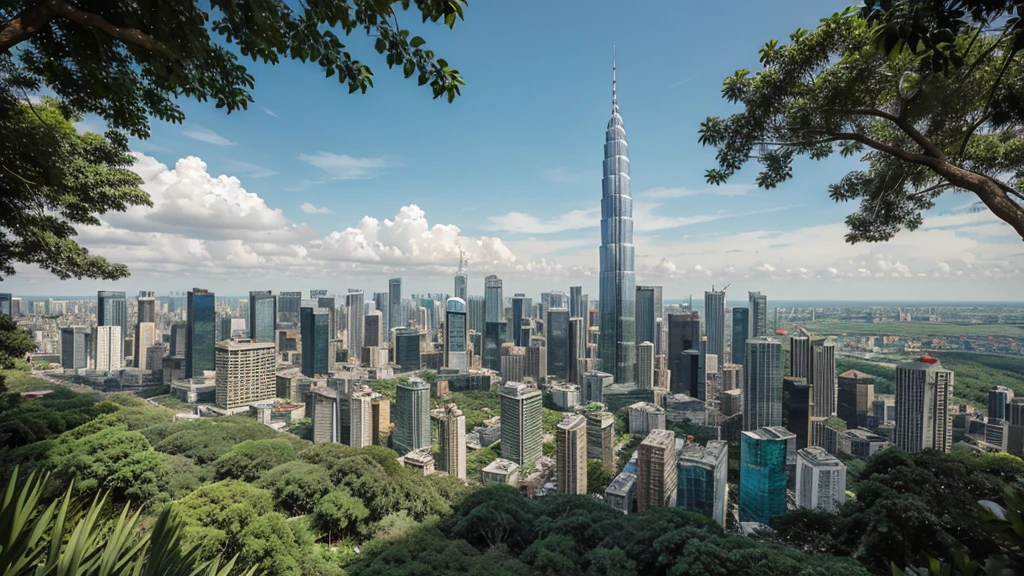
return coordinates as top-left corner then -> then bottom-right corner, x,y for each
97,290 -> 127,356
677,440 -> 729,527
185,288 -> 215,378
300,306 -> 330,377
249,290 -> 277,343
732,307 -> 749,365
740,427 -> 795,524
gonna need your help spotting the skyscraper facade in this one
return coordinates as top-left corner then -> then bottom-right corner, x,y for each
895,356 -> 954,453
677,440 -> 729,527
511,294 -> 528,346
388,278 -> 402,337
743,338 -> 783,431
97,290 -> 127,357
838,370 -> 876,429
635,286 -> 657,346
704,288 -> 726,368
668,312 -> 700,390
547,308 -> 570,380
185,288 -> 215,378
467,295 -> 485,336
454,259 -> 468,303
740,427 -> 795,524
568,316 -> 586,385
500,382 -> 543,466
483,321 -> 506,371
598,54 -> 636,385
215,338 -> 275,409
731,307 -> 749,365
795,446 -> 847,513
60,327 -> 90,370
135,291 -> 156,369
346,291 -> 365,362
394,327 -> 421,372
790,336 -> 811,379
433,404 -> 467,479
95,325 -> 123,373
990,386 -> 1015,421
300,306 -> 330,377
782,376 -> 811,449
485,275 -> 503,323
0,293 -> 11,318
569,286 -> 585,325
637,429 -> 677,512
556,413 -> 588,495
364,310 -> 383,348
748,292 -> 768,338
278,292 -> 302,324
810,340 -> 837,417
445,297 -> 468,370
248,291 -> 277,343
394,377 -> 431,455
636,341 -> 655,389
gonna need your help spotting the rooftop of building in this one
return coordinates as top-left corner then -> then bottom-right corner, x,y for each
666,393 -> 703,404
215,338 -> 275,351
605,472 -> 636,495
398,376 -> 429,390
502,381 -> 540,397
841,427 -> 887,441
402,448 -> 434,466
838,369 -> 875,381
482,458 -> 520,474
744,426 -> 796,441
721,389 -> 742,397
640,428 -> 675,449
798,446 -> 844,466
628,401 -> 664,414
899,356 -> 948,370
678,440 -> 728,466
557,413 -> 587,430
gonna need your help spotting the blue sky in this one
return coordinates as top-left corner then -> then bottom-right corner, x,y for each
5,0 -> 1022,300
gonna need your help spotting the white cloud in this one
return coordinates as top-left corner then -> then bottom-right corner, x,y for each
221,160 -> 278,178
298,151 -> 398,180
640,184 -> 754,199
543,167 -> 594,183
263,107 -> 279,119
301,202 -> 333,214
487,208 -> 600,234
182,126 -> 236,146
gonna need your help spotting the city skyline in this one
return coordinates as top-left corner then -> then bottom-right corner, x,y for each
2,0 -> 1022,301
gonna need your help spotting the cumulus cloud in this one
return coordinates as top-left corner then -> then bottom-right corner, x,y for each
182,126 -> 236,146
298,151 -> 398,180
301,203 -> 334,215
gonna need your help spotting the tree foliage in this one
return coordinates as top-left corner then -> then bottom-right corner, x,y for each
699,6 -> 1024,242
212,438 -> 298,482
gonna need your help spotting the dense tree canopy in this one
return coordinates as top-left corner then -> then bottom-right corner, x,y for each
699,5 -> 1024,242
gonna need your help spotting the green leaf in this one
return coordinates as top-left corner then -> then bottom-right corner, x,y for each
410,36 -> 426,48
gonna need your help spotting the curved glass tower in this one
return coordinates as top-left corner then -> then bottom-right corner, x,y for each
598,49 -> 636,384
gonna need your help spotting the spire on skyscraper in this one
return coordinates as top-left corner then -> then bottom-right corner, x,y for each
612,45 -> 617,111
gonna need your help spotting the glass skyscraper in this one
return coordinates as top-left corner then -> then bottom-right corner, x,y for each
547,308 -> 570,380
300,306 -> 329,377
511,294 -> 527,346
635,286 -> 657,346
748,291 -> 768,338
445,297 -> 468,370
484,275 -> 503,323
185,288 -> 215,378
249,290 -> 277,343
388,278 -> 402,339
743,338 -> 784,431
598,52 -> 636,384
740,427 -> 794,524
704,289 -> 726,369
732,307 -> 749,365
97,290 -> 127,355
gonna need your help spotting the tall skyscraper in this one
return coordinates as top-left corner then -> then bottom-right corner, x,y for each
484,275 -> 503,323
135,291 -> 157,369
483,321 -> 506,371
838,370 -> 875,429
215,338 -> 275,409
61,327 -> 90,370
136,291 -> 156,322
248,290 -> 277,343
782,376 -> 811,449
394,327 -> 421,372
547,308 -> 570,380
895,356 -> 954,453
97,291 -> 127,357
810,340 -> 837,417
0,293 -> 11,318
454,252 -> 468,303
348,390 -> 374,448
635,286 -> 657,345
346,291 -> 365,362
445,297 -> 468,370
704,288 -> 726,367
743,338 -> 783,431
990,386 -> 1015,421
169,323 -> 186,357
748,292 -> 768,338
300,306 -> 330,377
668,312 -> 700,390
433,404 -> 467,480
500,382 -> 543,466
636,341 -> 655,389
585,405 -> 616,469
185,288 -> 215,378
388,278 -> 402,338
568,316 -> 586,385
467,295 -> 485,336
317,295 -> 337,341
394,377 -> 431,455
569,286 -> 586,325
556,413 -> 588,495
677,440 -> 729,527
278,292 -> 302,324
795,446 -> 847,514
739,427 -> 795,524
637,429 -> 677,512
598,52 -> 636,385
511,294 -> 528,347
731,307 -> 749,365
95,325 -> 123,373
364,310 -> 383,348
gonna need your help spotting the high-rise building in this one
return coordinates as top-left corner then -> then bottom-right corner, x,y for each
668,312 -> 700,390
500,382 -> 543,466
484,275 -> 503,323
635,286 -> 657,346
570,286 -> 586,325
782,377 -> 811,449
145,344 -> 166,375
186,288 -> 215,378
388,278 -> 402,337
169,323 -> 186,357
364,310 -> 383,348
795,446 -> 847,514
346,291 -> 365,362
445,297 -> 468,371
636,341 -> 655,389
278,292 -> 302,325
731,307 -> 749,365
838,370 -> 876,429
895,356 -> 954,453
989,386 -> 1015,422
215,338 -> 275,409
394,327 -> 421,372
0,293 -> 11,318
134,291 -> 157,367
432,404 -> 466,479
483,321 -> 506,372
300,306 -> 330,377
678,349 -> 701,397
743,338 -> 783,431
637,429 -> 677,512
628,401 -> 665,435
244,291 -> 274,344
748,291 -> 768,339
454,254 -> 468,303
677,440 -> 729,527
547,308 -> 570,380
584,371 -> 613,404
97,290 -> 127,358
61,326 -> 90,370
348,390 -> 374,448
790,336 -> 811,379
721,363 -> 743,391
739,427 -> 795,524
569,316 -> 587,385
95,325 -> 123,372
598,53 -> 636,385
309,386 -> 341,444
511,294 -> 528,346
371,395 -> 391,446
810,340 -> 836,418
394,377 -> 431,455
704,288 -> 726,365
467,295 -> 485,336
556,413 -> 588,495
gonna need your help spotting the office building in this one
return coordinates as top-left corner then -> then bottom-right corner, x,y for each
432,404 -> 467,480
628,401 -> 665,435
300,307 -> 330,377
637,429 -> 678,512
483,321 -> 506,372
636,341 -> 655,389
394,327 -> 421,372
500,382 -> 543,466
394,377 -> 430,455
677,440 -> 729,527
570,286 -> 586,326
444,297 -> 468,370
467,295 -> 485,336
134,291 -> 157,367
668,312 -> 700,390
556,413 -> 588,495
95,325 -> 123,372
0,293 -> 11,318
990,386 -> 1015,421
309,386 -> 341,444
584,370 -> 613,404
635,286 -> 658,346
837,370 -> 875,429
186,288 -> 215,378
547,308 -> 570,380
895,356 -> 954,453
795,446 -> 847,514
484,275 -> 503,323
782,377 -> 811,449
606,472 -> 637,515
551,383 -> 581,409
347,390 -> 374,448
371,395 -> 391,446
61,327 -> 90,370
481,459 -> 520,486
743,338 -> 783,431
731,307 -> 749,365
248,291 -> 277,343
748,291 -> 768,338
511,294 -> 528,346
145,344 -> 166,375
721,363 -> 742,391
839,428 -> 888,459
598,58 -> 636,386
810,340 -> 836,417
97,290 -> 128,357
169,323 -> 186,357
704,288 -> 726,364
454,256 -> 468,302
215,338 -> 275,410
388,278 -> 402,337
678,349 -> 700,397
586,407 -> 616,469
345,291 -> 364,363
790,336 -> 810,379
364,311 -> 383,348
739,427 -> 795,524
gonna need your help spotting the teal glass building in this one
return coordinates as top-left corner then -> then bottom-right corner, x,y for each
739,427 -> 794,524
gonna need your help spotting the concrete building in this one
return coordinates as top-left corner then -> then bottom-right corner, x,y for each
636,341 -> 655,389
364,311 -> 383,348
585,408 -> 616,469
677,440 -> 729,527
348,390 -> 374,448
628,401 -> 666,435
795,446 -> 847,514
371,395 -> 391,446
790,335 -> 811,379
500,382 -> 543,466
432,404 -> 467,480
95,325 -> 123,373
393,377 -> 431,455
345,291 -> 365,364
98,290 -> 128,358
584,371 -> 613,403
664,393 -> 705,424
743,338 -> 783,431
637,429 -> 678,512
556,413 -> 588,495
895,356 -> 954,453
481,458 -> 520,486
215,338 -> 275,410
606,472 -> 637,514
989,386 -> 1015,422
721,363 -> 742,391
402,448 -> 435,475
837,370 -> 875,429
444,297 -> 468,370
721,388 -> 743,416
551,383 -> 581,410
810,340 -> 837,418
704,288 -> 726,365
739,427 -> 795,524
839,428 -> 887,459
